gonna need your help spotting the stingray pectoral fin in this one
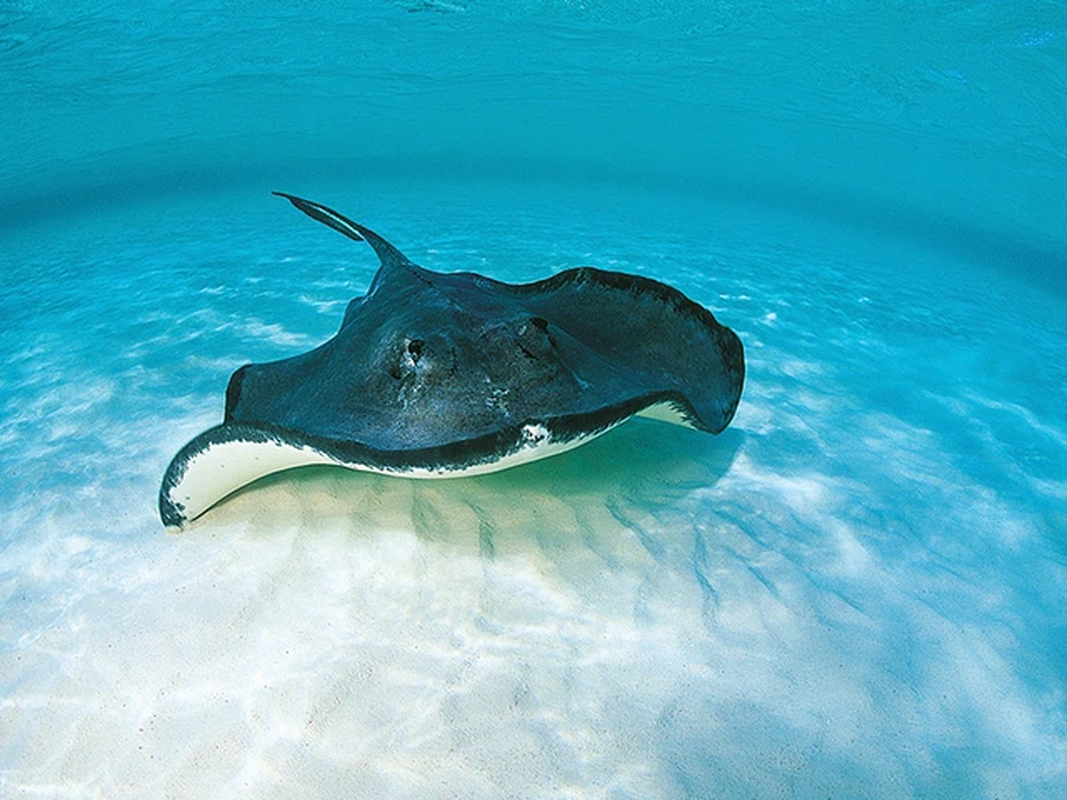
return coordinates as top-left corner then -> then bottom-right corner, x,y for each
159,424 -> 340,528
158,414 -> 636,528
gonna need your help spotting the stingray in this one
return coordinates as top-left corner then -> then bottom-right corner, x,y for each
158,193 -> 744,527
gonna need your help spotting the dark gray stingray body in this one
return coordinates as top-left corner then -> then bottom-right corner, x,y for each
159,193 -> 744,527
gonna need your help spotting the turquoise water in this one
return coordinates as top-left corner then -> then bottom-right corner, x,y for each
2,1 -> 1066,797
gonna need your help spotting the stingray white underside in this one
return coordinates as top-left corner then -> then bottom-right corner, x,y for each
165,402 -> 693,528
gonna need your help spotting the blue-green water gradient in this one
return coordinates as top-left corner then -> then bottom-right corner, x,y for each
1,1 -> 1065,797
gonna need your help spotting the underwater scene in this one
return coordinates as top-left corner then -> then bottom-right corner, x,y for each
1,1 -> 1065,797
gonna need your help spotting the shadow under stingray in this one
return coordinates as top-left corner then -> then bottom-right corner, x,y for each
184,419 -> 745,555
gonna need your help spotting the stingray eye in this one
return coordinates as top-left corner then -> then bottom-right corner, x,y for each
531,316 -> 548,332
407,339 -> 424,363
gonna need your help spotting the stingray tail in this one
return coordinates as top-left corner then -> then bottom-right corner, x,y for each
272,191 -> 411,268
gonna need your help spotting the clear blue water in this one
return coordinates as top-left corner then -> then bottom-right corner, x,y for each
2,1 -> 1066,797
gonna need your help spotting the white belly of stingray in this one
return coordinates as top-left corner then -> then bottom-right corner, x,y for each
163,400 -> 704,527
635,400 -> 694,427
165,437 -> 339,527
165,418 -> 630,528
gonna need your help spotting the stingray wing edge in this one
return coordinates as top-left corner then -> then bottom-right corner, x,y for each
158,393 -> 709,528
